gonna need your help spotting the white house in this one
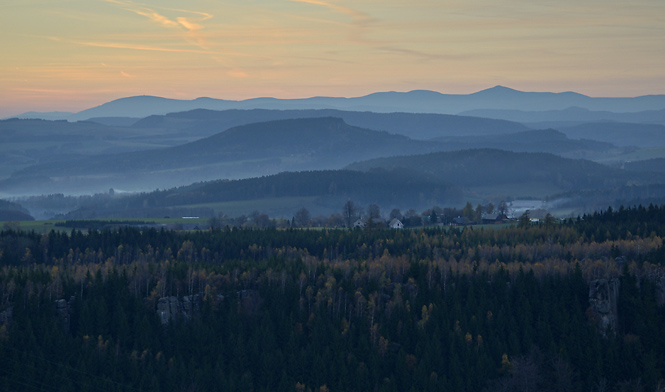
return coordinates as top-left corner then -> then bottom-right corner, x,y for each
352,219 -> 366,228
389,219 -> 404,229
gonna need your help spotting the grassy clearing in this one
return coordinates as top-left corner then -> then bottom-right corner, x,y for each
185,196 -> 325,218
6,217 -> 212,234
7,220 -> 68,234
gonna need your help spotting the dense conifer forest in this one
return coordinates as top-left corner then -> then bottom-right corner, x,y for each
0,205 -> 664,391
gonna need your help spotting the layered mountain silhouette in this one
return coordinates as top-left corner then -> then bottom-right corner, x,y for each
4,118 -> 445,194
10,86 -> 665,121
5,115 -> 628,196
4,86 -> 665,217
132,108 -> 529,140
55,149 -> 665,219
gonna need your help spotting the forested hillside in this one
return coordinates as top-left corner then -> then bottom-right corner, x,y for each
12,118 -> 438,179
430,129 -> 616,159
37,149 -> 665,220
624,158 -> 665,174
560,122 -> 665,148
347,149 -> 664,191
56,169 -> 459,220
4,118 -> 448,196
0,206 -> 664,391
133,108 -> 529,140
0,200 -> 34,221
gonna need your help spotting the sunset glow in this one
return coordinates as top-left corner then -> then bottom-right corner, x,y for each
1,0 -> 664,116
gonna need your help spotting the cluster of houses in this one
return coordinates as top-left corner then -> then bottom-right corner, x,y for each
352,217 -> 405,229
352,213 -> 510,229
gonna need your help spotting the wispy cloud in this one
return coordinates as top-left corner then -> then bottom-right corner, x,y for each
176,17 -> 202,32
376,46 -> 469,62
103,0 -> 214,50
289,0 -> 370,23
287,0 -> 376,43
48,36 -> 216,54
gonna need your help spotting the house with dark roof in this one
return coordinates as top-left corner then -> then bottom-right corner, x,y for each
481,213 -> 508,224
452,216 -> 473,226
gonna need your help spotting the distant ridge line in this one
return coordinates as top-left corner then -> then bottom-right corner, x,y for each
7,86 -> 665,121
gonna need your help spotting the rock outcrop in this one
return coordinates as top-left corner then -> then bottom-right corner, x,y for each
157,294 -> 202,324
55,296 -> 75,332
589,278 -> 620,337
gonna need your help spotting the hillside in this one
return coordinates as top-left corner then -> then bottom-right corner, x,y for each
624,158 -> 665,173
5,118 -> 445,196
459,107 -> 665,126
58,169 -> 461,219
559,122 -> 665,147
14,117 -> 438,176
0,117 -> 196,180
0,199 -> 33,221
0,110 -> 525,185
51,149 -> 665,220
346,149 -> 663,195
133,108 -> 529,140
430,129 -> 617,159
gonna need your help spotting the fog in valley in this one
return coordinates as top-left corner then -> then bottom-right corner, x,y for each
2,86 -> 665,223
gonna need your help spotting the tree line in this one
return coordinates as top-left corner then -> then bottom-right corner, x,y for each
0,205 -> 664,391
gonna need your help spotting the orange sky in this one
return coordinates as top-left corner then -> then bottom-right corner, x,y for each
1,0 -> 664,116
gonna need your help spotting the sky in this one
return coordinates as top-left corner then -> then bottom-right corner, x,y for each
1,0 -> 664,117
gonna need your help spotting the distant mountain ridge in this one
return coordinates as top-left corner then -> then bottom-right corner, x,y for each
4,117 -> 446,195
133,108 -> 530,139
9,86 -> 665,121
460,107 -> 665,126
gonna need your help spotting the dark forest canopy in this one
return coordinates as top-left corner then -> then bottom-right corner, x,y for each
51,169 -> 461,219
346,149 -> 663,190
0,199 -> 34,221
0,205 -> 664,391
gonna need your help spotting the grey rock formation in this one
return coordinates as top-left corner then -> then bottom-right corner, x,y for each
55,296 -> 75,332
157,296 -> 180,324
589,279 -> 620,337
157,294 -> 202,324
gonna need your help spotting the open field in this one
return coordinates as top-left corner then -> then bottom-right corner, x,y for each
9,220 -> 69,234
7,217 -> 211,234
185,196 -> 330,218
7,217 -> 520,234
